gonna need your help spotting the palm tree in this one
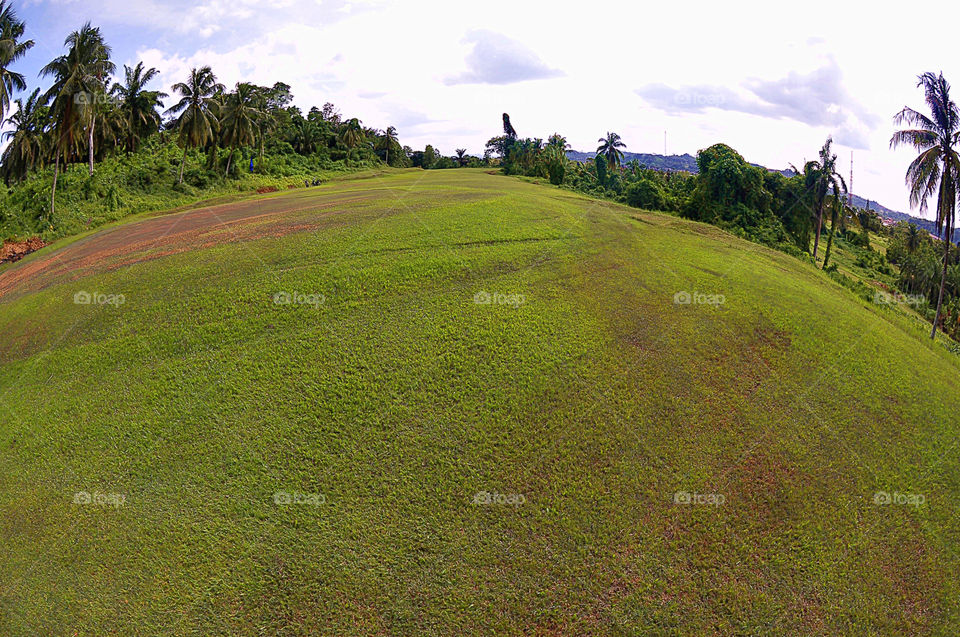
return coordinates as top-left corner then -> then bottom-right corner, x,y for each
821,189 -> 848,270
906,224 -> 922,252
796,137 -> 845,260
596,132 -> 626,171
219,82 -> 263,176
891,71 -> 960,339
0,0 -> 33,123
1,88 -> 48,184
546,133 -> 569,154
41,22 -> 114,214
111,62 -> 166,153
377,125 -> 398,165
338,117 -> 364,162
455,148 -> 467,167
165,66 -> 223,183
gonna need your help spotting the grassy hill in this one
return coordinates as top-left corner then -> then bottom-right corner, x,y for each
1,168 -> 959,635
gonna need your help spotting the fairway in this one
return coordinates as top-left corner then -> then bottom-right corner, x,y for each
1,169 -> 959,634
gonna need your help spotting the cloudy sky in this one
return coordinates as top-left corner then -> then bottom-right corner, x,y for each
11,0 -> 957,217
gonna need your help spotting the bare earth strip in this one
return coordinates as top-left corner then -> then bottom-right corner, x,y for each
0,188 -> 383,300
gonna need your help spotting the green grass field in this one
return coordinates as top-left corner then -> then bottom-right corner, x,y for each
1,168 -> 959,635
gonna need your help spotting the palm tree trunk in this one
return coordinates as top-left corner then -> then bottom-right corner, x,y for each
812,205 -> 823,259
225,148 -> 234,176
932,228 -> 952,340
823,210 -> 837,269
178,145 -> 187,184
88,115 -> 96,175
50,150 -> 60,218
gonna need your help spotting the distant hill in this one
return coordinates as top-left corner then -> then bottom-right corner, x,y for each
568,150 -> 957,242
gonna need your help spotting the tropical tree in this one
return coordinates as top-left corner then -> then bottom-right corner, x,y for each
377,125 -> 398,165
165,65 -> 223,183
338,117 -> 364,162
906,223 -> 922,252
0,0 -> 33,123
597,131 -> 626,171
219,82 -> 263,176
455,148 -> 467,167
1,87 -> 48,184
41,22 -> 114,214
546,133 -> 569,154
111,61 -> 166,153
795,137 -> 845,260
890,71 -> 960,339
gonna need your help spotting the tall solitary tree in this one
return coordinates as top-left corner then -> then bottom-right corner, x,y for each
597,132 -> 626,171
165,66 -> 223,183
890,71 -> 960,339
0,0 -> 33,123
377,125 -> 398,165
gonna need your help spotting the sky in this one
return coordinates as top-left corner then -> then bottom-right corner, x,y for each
9,0 -> 958,218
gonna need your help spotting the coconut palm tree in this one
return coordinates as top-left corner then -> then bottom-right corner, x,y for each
903,223 -> 921,252
546,133 -> 569,153
41,22 -> 114,215
111,61 -> 166,153
455,148 -> 468,167
891,71 -> 960,339
165,66 -> 223,183
796,137 -> 845,260
597,132 -> 626,170
1,88 -> 48,184
219,82 -> 263,176
338,117 -> 364,162
0,0 -> 33,123
377,125 -> 399,165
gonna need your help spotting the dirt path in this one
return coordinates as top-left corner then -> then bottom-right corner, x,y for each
0,187 -> 378,301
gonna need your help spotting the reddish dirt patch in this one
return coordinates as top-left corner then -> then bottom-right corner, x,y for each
0,237 -> 47,265
257,186 -> 278,194
0,190 -> 379,300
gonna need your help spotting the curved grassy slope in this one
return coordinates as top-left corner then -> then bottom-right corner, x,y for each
1,169 -> 959,635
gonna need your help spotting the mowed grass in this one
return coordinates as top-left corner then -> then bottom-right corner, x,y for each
1,168 -> 959,635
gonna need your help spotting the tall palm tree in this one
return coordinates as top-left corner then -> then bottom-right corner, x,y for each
111,61 -> 166,153
1,87 -> 48,184
338,117 -> 364,162
502,113 -> 517,139
165,66 -> 223,183
797,137 -> 845,260
596,132 -> 626,171
41,22 -> 114,215
906,223 -> 922,252
891,71 -> 960,339
455,148 -> 467,167
546,133 -> 569,153
219,82 -> 263,176
377,125 -> 398,165
0,0 -> 33,123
